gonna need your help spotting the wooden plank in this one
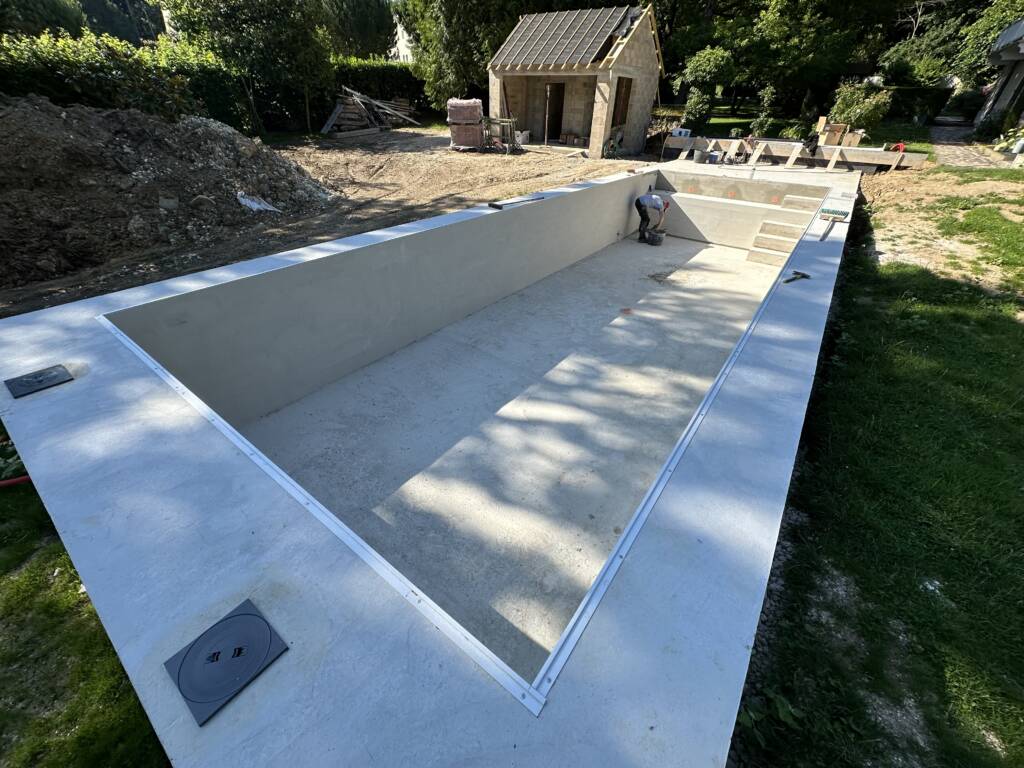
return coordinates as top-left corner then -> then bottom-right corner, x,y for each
826,146 -> 843,170
329,127 -> 382,139
341,86 -> 420,126
785,144 -> 802,168
320,101 -> 346,134
889,151 -> 904,171
749,141 -> 767,164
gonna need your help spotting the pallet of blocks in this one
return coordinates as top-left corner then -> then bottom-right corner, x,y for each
446,98 -> 485,150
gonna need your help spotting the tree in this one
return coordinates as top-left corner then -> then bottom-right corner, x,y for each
683,45 -> 735,91
954,0 -> 1024,87
395,0 -> 520,107
331,0 -> 396,57
0,0 -> 85,36
163,0 -> 339,133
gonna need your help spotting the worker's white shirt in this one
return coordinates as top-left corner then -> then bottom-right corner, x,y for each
638,193 -> 666,211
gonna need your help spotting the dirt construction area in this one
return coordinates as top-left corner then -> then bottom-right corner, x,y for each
0,97 -> 637,318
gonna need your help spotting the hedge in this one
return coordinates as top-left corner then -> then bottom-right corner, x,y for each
0,30 -> 246,127
259,56 -> 425,132
0,31 -> 427,134
334,55 -> 425,107
883,86 -> 954,122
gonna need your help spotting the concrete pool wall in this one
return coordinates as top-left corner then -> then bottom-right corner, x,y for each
107,170 -> 824,427
107,172 -> 656,425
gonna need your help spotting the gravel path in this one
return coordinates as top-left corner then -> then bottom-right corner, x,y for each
930,125 -> 1004,167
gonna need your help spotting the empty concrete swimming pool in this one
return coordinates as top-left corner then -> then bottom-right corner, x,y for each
0,162 -> 860,765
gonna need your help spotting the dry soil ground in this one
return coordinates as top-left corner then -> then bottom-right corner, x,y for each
862,168 -> 1024,296
0,127 -> 637,318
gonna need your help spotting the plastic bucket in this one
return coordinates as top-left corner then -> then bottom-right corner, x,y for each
646,231 -> 665,246
692,149 -> 708,164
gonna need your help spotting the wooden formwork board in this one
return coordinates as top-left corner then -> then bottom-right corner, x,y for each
663,136 -> 927,170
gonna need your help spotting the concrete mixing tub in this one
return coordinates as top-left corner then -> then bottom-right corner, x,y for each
0,164 -> 858,766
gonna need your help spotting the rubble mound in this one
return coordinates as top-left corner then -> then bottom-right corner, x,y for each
0,95 -> 335,288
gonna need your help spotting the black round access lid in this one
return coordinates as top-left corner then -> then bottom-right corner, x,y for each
177,612 -> 273,703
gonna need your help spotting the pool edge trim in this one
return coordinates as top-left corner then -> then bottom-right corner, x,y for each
96,313 -> 548,717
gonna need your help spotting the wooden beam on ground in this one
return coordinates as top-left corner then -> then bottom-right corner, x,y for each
329,127 -> 382,139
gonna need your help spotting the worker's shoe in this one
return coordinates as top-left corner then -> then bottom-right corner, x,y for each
638,233 -> 647,242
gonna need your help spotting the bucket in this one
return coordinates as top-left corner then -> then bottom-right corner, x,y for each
646,231 -> 665,246
692,149 -> 708,164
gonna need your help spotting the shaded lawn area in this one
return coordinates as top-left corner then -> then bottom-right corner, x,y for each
732,209 -> 1024,765
861,121 -> 934,157
0,426 -> 167,767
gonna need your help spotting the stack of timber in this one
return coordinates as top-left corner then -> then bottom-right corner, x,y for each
320,86 -> 419,138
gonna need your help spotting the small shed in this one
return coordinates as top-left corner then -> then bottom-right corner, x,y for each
975,17 -> 1024,128
488,5 -> 663,157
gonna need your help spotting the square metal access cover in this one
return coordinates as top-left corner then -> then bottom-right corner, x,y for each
164,599 -> 288,726
4,365 -> 73,399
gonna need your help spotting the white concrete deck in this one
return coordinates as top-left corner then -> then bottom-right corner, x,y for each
243,237 -> 777,679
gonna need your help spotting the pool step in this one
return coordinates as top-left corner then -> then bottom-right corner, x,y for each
746,246 -> 790,266
759,219 -> 807,238
766,208 -> 815,226
752,232 -> 799,252
780,194 -> 822,212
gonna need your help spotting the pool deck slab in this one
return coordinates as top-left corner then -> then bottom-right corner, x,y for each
0,166 -> 860,767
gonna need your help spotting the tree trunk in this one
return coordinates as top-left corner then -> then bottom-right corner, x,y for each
304,84 -> 312,135
242,75 -> 265,138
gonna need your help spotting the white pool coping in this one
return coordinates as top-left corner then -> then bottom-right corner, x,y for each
0,165 -> 860,767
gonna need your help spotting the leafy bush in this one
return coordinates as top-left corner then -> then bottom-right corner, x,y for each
0,30 -> 201,120
729,126 -> 744,138
749,84 -> 776,136
885,86 -> 952,122
993,126 -> 1024,152
829,82 -> 892,131
139,35 -> 247,129
779,123 -> 806,139
682,87 -> 711,133
0,29 -> 427,134
0,0 -> 84,36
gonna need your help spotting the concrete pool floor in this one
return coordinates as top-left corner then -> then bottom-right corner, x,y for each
243,235 -> 779,679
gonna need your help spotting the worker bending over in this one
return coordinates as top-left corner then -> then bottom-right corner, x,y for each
634,188 -> 669,242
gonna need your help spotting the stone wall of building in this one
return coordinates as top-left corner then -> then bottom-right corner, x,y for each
489,73 -> 596,143
607,14 -> 661,155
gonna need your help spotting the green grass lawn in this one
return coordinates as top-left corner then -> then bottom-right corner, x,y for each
0,428 -> 166,767
732,199 -> 1024,765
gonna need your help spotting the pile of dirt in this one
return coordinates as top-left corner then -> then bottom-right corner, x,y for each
0,96 -> 334,288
